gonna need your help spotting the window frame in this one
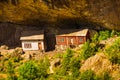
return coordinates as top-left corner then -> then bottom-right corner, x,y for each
57,37 -> 65,43
79,37 -> 83,42
24,43 -> 32,48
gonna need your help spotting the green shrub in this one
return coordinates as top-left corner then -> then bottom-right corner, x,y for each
91,30 -> 119,43
105,38 -> 120,64
37,57 -> 50,79
110,30 -> 116,37
115,31 -> 120,36
54,48 -> 81,79
80,40 -> 97,60
79,70 -> 96,80
91,32 -> 99,42
6,61 -> 17,80
18,61 -> 38,80
95,71 -> 112,80
101,72 -> 112,80
110,30 -> 120,37
9,51 -> 22,62
69,57 -> 81,78
98,30 -> 111,41
79,70 -> 112,80
55,48 -> 73,77
18,58 -> 50,80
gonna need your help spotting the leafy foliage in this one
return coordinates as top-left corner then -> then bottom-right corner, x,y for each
6,61 -> 17,80
56,48 -> 73,76
110,30 -> 120,37
69,57 -> 81,77
37,57 -> 50,79
54,48 -> 81,79
18,58 -> 50,80
91,30 -> 120,43
79,70 -> 96,80
18,61 -> 38,80
80,40 -> 98,60
98,30 -> 111,41
91,32 -> 99,43
80,70 -> 112,80
93,72 -> 112,80
105,38 -> 120,64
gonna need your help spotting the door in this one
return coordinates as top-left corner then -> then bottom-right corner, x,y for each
68,37 -> 76,48
68,37 -> 75,45
38,42 -> 42,50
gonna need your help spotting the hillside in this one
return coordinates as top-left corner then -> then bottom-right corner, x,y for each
1,1 -> 120,80
0,31 -> 120,80
0,0 -> 120,30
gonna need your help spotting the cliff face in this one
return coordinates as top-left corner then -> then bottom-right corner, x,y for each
0,0 -> 120,30
87,0 -> 120,30
0,23 -> 23,47
0,22 -> 44,47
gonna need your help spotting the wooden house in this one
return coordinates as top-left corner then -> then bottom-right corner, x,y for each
56,29 -> 90,50
20,30 -> 46,51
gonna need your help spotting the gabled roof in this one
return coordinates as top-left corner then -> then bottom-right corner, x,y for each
20,30 -> 44,40
56,29 -> 89,36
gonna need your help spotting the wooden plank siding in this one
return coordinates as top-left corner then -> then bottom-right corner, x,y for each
56,36 -> 87,46
56,36 -> 67,45
56,29 -> 90,50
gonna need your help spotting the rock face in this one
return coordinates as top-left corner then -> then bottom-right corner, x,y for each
80,53 -> 120,80
0,45 -> 9,50
80,53 -> 112,74
49,58 -> 61,73
87,0 -> 120,30
0,23 -> 16,46
0,23 -> 23,47
1,1 -> 120,30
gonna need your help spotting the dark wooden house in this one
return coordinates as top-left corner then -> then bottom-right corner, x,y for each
56,29 -> 90,50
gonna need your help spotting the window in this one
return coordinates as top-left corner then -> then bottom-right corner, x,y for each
58,38 -> 65,42
79,38 -> 83,42
24,43 -> 32,48
60,38 -> 65,42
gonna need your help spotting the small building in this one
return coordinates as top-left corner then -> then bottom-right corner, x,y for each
56,29 -> 90,50
20,30 -> 46,51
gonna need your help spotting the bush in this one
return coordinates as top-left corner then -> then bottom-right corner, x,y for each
10,53 -> 22,62
9,48 -> 23,62
18,61 -> 38,80
69,57 -> 81,77
110,30 -> 120,37
80,40 -> 98,60
91,30 -> 119,42
115,31 -> 120,36
110,30 -> 116,37
37,57 -> 50,79
105,38 -> 120,64
95,71 -> 112,80
98,30 -> 111,41
79,70 -> 96,80
91,32 -> 99,43
100,71 -> 112,80
54,48 -> 81,79
79,70 -> 112,80
6,61 -> 17,80
16,57 -> 50,80
58,48 -> 73,75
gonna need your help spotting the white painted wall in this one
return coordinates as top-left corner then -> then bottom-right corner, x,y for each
22,41 -> 39,51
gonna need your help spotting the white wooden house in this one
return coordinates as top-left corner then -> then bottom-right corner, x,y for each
20,30 -> 46,51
